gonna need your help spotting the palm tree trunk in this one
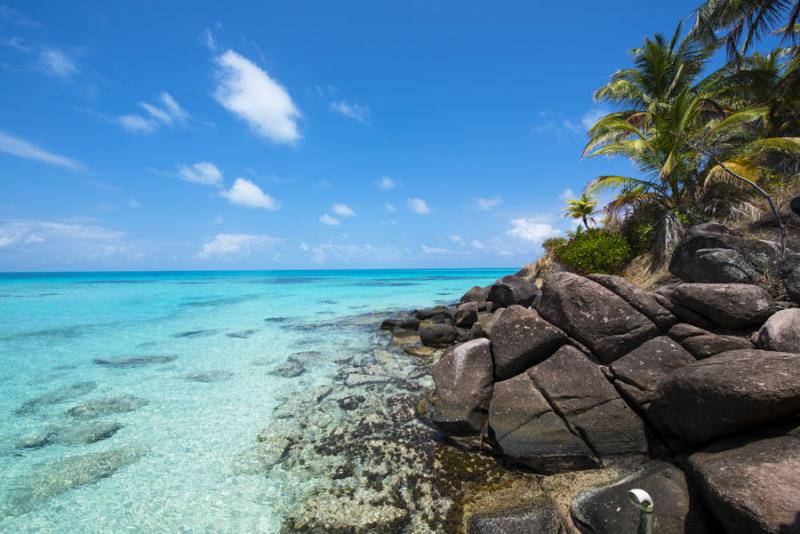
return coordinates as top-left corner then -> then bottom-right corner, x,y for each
582,215 -> 589,229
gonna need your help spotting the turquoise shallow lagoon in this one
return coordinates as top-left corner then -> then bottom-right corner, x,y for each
0,269 -> 511,532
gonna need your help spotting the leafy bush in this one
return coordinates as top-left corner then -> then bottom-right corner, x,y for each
554,229 -> 632,274
542,237 -> 567,253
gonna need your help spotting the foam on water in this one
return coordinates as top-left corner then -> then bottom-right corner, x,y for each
0,269 -> 511,533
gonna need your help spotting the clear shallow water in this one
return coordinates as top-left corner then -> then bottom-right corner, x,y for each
0,269 -> 512,533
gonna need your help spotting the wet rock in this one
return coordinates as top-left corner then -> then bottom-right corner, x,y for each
610,336 -> 696,409
461,285 -> 491,304
537,273 -> 658,363
489,305 -> 567,380
287,350 -> 325,364
571,460 -> 715,534
337,395 -> 366,410
588,274 -> 677,331
431,338 -> 494,436
0,446 -> 145,517
180,370 -> 234,383
66,396 -> 149,419
669,283 -> 774,329
419,320 -> 459,347
487,275 -> 538,307
529,345 -> 648,457
649,350 -> 800,442
455,302 -> 480,328
758,308 -> 800,353
380,316 -> 420,331
681,333 -> 753,359
15,421 -> 123,449
15,381 -> 97,415
688,424 -> 800,534
415,305 -> 450,321
488,371 -> 597,473
93,355 -> 177,368
467,488 -> 564,534
270,361 -> 306,378
344,373 -> 392,387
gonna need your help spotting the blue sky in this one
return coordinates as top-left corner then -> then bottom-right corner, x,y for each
0,0 -> 701,271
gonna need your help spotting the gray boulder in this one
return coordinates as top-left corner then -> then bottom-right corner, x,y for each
653,292 -> 717,330
571,461 -> 715,534
529,345 -> 647,457
688,423 -> 800,534
648,349 -> 800,442
461,285 -> 491,304
488,371 -> 597,473
667,323 -> 711,341
415,305 -> 451,321
489,305 -> 566,380
681,333 -> 753,359
758,309 -> 800,353
537,273 -> 658,363
610,336 -> 696,409
785,266 -> 800,303
588,274 -> 677,331
419,321 -> 459,347
487,275 -> 538,307
669,283 -> 774,329
431,339 -> 494,435
454,302 -> 480,328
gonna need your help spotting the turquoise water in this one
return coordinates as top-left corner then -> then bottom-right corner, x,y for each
0,269 -> 512,533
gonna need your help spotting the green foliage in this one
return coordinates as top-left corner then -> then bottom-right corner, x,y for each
542,237 -> 567,252
554,229 -> 632,275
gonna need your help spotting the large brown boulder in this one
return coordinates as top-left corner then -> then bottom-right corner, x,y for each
688,424 -> 800,534
419,320 -> 458,347
460,285 -> 490,304
529,345 -> 648,457
488,372 -> 597,473
648,349 -> 800,442
487,275 -> 538,308
610,336 -> 696,410
454,302 -> 480,328
758,309 -> 800,354
489,305 -> 567,380
681,333 -> 753,359
588,274 -> 677,331
669,283 -> 774,329
431,339 -> 494,435
536,273 -> 658,363
571,461 -> 716,534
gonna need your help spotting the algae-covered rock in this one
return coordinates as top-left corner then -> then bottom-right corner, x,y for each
66,396 -> 148,419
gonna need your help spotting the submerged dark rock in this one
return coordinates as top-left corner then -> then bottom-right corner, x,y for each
180,370 -> 234,383
15,421 -> 123,449
93,355 -> 177,368
15,381 -> 97,415
270,361 -> 306,378
66,396 -> 149,419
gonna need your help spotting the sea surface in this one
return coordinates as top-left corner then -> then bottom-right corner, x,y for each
0,269 -> 512,533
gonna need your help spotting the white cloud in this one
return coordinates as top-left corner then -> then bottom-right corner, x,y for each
204,29 -> 217,50
377,176 -> 396,190
331,203 -> 355,217
213,49 -> 301,144
127,198 -> 141,208
507,218 -> 559,243
0,131 -> 84,171
221,178 -> 279,209
0,220 -> 130,259
38,48 -> 78,79
407,197 -> 430,215
118,92 -> 189,134
330,100 -> 370,124
582,108 -> 608,131
559,188 -> 574,201
384,202 -> 397,213
178,161 -> 223,186
475,196 -> 503,211
198,233 -> 280,258
450,234 -> 464,245
421,245 -> 453,255
471,239 -> 485,250
320,214 -> 340,226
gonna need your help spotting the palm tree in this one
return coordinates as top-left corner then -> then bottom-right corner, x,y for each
563,193 -> 597,229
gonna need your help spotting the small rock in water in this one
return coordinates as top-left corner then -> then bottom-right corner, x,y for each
173,329 -> 218,338
93,355 -> 177,368
337,395 -> 366,411
269,361 -> 306,378
226,329 -> 257,339
288,351 -> 324,364
264,316 -> 290,323
15,381 -> 97,415
66,396 -> 148,419
180,370 -> 234,383
0,446 -> 145,517
15,421 -> 123,449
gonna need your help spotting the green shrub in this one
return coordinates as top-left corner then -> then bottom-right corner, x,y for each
554,229 -> 632,274
542,237 -> 567,253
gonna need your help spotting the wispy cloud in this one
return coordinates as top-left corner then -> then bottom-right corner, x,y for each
384,202 -> 397,213
377,176 -> 396,190
474,196 -> 503,211
178,161 -> 223,186
221,178 -> 279,209
421,245 -> 454,255
0,131 -> 84,172
330,100 -> 370,124
559,188 -> 574,201
213,49 -> 301,144
320,214 -> 340,226
37,48 -> 78,79
198,233 -> 280,258
407,197 -> 431,215
118,92 -> 190,134
507,217 -> 559,243
0,219 -> 131,260
450,235 -> 465,245
331,203 -> 355,217
0,5 -> 40,27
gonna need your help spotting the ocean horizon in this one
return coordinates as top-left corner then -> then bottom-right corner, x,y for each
0,268 -> 514,532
